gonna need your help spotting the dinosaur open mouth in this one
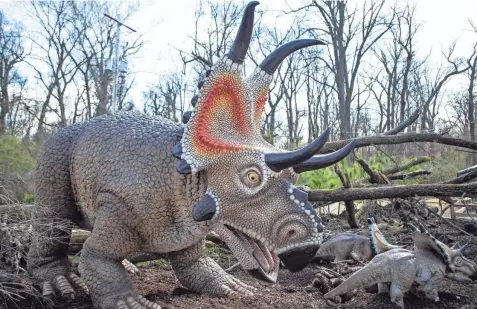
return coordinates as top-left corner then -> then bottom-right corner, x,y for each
224,224 -> 279,282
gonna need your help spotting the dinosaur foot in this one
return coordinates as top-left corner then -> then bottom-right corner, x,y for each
115,294 -> 161,309
41,272 -> 89,305
122,259 -> 139,275
211,273 -> 256,296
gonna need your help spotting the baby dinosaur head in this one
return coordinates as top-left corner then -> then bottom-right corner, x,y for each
412,223 -> 477,281
172,1 -> 356,283
367,217 -> 402,256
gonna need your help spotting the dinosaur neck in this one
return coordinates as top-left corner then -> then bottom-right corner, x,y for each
416,250 -> 447,274
172,168 -> 213,232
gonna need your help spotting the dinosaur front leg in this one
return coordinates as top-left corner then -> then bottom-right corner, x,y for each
389,283 -> 406,308
79,206 -> 160,309
377,282 -> 390,294
389,281 -> 414,309
420,280 -> 439,302
169,240 -> 256,296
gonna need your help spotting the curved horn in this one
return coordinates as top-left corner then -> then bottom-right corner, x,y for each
259,39 -> 326,75
265,128 -> 329,172
225,1 -> 259,64
292,139 -> 357,173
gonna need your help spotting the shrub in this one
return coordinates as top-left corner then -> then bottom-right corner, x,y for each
0,135 -> 36,175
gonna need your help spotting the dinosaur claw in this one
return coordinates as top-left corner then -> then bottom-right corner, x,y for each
122,259 -> 140,275
115,294 -> 161,309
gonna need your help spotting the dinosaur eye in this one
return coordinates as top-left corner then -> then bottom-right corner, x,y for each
454,257 -> 463,266
247,171 -> 260,183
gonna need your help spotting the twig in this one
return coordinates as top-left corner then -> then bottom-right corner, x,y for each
462,199 -> 477,226
225,262 -> 241,272
422,203 -> 474,237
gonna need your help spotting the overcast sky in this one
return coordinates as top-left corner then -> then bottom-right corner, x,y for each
1,0 -> 477,130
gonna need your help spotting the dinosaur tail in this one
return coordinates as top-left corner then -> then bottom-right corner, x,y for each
324,259 -> 390,298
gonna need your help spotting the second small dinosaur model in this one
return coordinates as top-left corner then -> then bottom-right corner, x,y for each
315,217 -> 401,262
324,223 -> 477,308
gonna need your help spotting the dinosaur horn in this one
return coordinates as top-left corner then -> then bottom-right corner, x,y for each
192,193 -> 218,221
264,128 -> 330,172
292,140 -> 357,173
458,243 -> 468,252
225,1 -> 259,64
259,39 -> 326,74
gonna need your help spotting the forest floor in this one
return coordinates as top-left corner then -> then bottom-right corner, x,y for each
3,213 -> 477,309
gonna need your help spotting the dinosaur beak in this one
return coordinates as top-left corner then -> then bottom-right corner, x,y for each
278,245 -> 319,272
247,266 -> 279,283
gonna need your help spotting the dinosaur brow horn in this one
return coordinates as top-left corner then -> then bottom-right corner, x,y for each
225,1 -> 260,64
264,128 -> 330,172
259,39 -> 326,75
292,140 -> 357,173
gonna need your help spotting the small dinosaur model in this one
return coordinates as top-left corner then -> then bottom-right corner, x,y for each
324,224 -> 477,308
315,217 -> 400,262
26,2 -> 356,309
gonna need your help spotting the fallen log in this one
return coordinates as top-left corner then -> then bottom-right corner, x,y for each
308,181 -> 477,202
443,168 -> 477,184
387,170 -> 431,180
319,132 -> 477,153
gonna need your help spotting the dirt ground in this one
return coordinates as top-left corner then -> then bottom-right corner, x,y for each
3,215 -> 477,309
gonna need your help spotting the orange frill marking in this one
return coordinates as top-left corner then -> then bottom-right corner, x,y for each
191,73 -> 249,155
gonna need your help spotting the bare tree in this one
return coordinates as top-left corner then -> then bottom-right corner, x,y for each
0,12 -> 26,135
72,1 -> 143,118
367,4 -> 420,133
27,1 -> 84,137
411,44 -> 469,132
466,20 -> 477,163
143,73 -> 188,122
179,0 -> 244,76
311,0 -> 393,140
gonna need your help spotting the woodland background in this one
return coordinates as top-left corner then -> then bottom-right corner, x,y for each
1,0 -> 477,203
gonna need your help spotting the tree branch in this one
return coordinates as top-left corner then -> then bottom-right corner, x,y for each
320,132 -> 477,153
308,182 -> 477,201
387,170 -> 430,180
383,108 -> 420,135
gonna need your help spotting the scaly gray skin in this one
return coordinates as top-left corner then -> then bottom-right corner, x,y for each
315,234 -> 373,262
27,3 -> 356,309
315,217 -> 401,263
324,228 -> 477,308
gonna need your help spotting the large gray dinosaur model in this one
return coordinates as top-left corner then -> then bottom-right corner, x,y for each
26,2 -> 356,309
324,224 -> 477,308
315,217 -> 401,262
